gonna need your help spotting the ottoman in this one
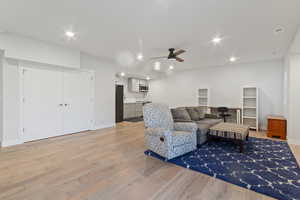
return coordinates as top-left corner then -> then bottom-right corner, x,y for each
208,123 -> 250,153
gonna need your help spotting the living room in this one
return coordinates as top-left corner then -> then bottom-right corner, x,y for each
1,0 -> 300,200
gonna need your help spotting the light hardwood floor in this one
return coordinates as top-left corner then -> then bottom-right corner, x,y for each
0,122 -> 299,200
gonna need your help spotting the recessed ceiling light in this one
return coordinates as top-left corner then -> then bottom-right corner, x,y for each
65,31 -> 75,38
120,72 -> 126,77
169,65 -> 174,70
154,62 -> 161,71
146,76 -> 151,80
229,57 -> 237,62
137,53 -> 143,61
212,37 -> 222,44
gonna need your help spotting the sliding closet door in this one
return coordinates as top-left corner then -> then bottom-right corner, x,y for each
63,71 -> 93,134
22,68 -> 63,142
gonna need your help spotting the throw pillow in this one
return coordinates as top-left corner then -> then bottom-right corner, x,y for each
171,107 -> 192,122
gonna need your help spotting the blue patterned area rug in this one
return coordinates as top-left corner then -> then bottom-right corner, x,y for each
145,137 -> 300,200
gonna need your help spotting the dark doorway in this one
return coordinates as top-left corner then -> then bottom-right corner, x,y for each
115,85 -> 124,123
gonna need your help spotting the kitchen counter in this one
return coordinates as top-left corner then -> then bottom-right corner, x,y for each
123,101 -> 151,119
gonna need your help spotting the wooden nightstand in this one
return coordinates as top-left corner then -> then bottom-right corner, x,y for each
267,116 -> 287,140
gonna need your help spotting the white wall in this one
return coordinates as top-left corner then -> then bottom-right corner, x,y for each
0,50 -> 3,143
286,28 -> 300,145
0,33 -> 80,69
80,53 -> 117,129
149,60 -> 284,130
2,59 -> 22,146
287,55 -> 300,144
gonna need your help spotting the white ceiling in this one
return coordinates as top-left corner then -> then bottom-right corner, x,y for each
0,0 -> 300,74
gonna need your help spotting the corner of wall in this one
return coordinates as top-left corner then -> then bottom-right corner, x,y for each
1,138 -> 23,147
93,123 -> 116,131
287,137 -> 300,146
0,50 -> 4,144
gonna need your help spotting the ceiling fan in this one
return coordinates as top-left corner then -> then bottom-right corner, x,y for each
150,48 -> 186,62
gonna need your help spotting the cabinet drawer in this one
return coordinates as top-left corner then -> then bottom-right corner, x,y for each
267,118 -> 286,140
268,120 -> 285,132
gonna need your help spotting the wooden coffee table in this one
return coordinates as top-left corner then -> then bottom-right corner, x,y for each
208,123 -> 250,153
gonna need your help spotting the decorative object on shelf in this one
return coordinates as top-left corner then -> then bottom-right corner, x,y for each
242,87 -> 259,130
267,115 -> 287,140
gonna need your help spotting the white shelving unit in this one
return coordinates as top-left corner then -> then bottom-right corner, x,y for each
242,87 -> 259,130
198,88 -> 210,112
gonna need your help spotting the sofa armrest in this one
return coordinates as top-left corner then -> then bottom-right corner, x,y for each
204,114 -> 220,119
174,122 -> 198,133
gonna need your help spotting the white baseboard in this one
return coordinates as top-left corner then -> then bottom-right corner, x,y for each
1,139 -> 24,147
92,123 -> 116,130
288,138 -> 300,145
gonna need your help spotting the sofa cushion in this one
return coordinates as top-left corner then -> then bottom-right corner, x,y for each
194,107 -> 206,119
171,107 -> 192,122
186,107 -> 201,121
195,122 -> 210,132
196,118 -> 223,127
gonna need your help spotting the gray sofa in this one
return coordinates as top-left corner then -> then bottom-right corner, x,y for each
171,106 -> 223,145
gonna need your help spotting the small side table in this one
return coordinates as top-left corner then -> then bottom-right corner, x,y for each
267,116 -> 287,140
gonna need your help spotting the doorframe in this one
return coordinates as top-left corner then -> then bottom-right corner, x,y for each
19,66 -> 25,144
19,66 -> 96,143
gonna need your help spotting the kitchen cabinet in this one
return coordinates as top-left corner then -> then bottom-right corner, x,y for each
128,78 -> 148,93
129,78 -> 140,92
124,102 -> 143,119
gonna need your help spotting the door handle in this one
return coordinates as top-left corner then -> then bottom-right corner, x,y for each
59,104 -> 63,106
64,104 -> 68,106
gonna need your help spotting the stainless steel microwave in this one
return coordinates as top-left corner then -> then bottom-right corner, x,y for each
139,85 -> 149,92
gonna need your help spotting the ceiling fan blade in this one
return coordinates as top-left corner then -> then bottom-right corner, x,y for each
176,57 -> 184,62
174,49 -> 186,56
149,56 -> 167,60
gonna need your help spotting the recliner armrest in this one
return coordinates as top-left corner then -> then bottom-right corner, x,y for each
145,128 -> 172,137
174,122 -> 197,132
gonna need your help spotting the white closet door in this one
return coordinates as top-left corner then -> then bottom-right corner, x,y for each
63,71 -> 93,134
22,68 -> 64,142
